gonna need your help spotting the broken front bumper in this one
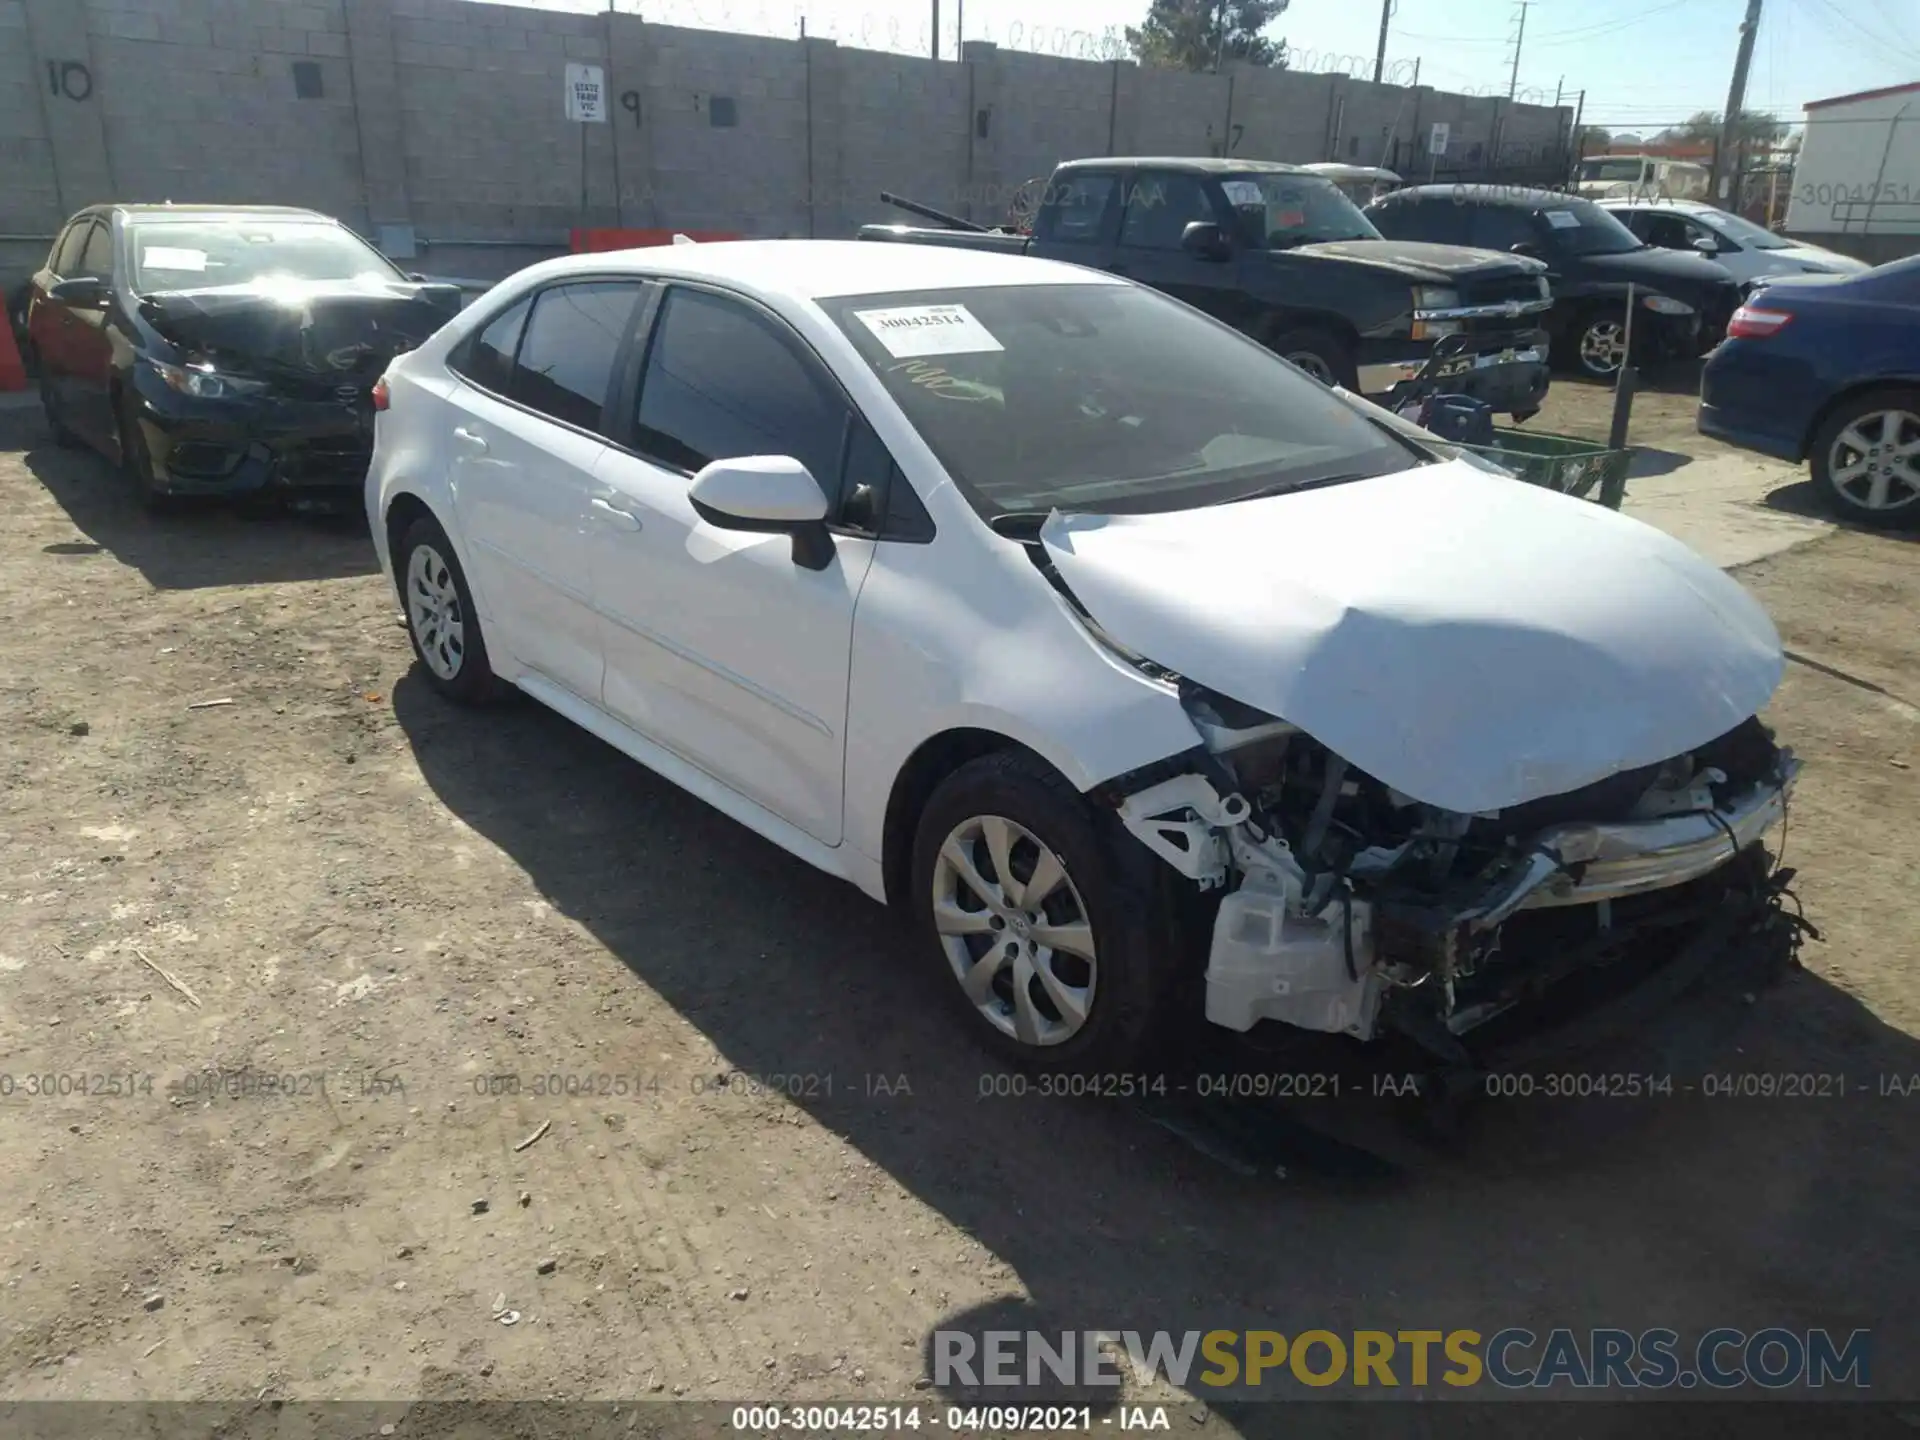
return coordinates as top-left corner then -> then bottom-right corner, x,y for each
1466,755 -> 1802,929
129,366 -> 376,501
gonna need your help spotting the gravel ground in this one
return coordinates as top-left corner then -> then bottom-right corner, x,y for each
0,372 -> 1915,1428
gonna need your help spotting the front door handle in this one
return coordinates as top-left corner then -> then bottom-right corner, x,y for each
591,497 -> 641,532
452,426 -> 488,455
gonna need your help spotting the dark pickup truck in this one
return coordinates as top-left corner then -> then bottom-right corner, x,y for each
857,156 -> 1556,419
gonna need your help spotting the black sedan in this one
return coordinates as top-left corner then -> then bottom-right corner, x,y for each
1365,186 -> 1743,380
25,204 -> 462,511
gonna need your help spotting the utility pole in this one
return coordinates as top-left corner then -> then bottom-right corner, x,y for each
1214,0 -> 1229,71
1506,1 -> 1528,101
1372,0 -> 1394,85
932,0 -> 940,60
1710,0 -> 1765,203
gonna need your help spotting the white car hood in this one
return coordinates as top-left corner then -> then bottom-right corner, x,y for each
1040,462 -> 1784,814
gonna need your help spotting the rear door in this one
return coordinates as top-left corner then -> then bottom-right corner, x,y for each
589,283 -> 879,846
445,279 -> 646,704
30,219 -> 99,423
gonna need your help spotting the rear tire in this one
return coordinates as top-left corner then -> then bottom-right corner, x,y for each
910,750 -> 1177,1074
1266,325 -> 1359,391
40,373 -> 80,449
1808,386 -> 1920,529
397,514 -> 502,704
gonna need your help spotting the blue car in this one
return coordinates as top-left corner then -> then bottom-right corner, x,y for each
1699,254 -> 1920,527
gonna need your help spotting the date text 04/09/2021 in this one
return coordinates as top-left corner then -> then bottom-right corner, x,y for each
729,1405 -> 1169,1432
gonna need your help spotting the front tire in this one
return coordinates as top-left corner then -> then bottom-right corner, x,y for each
116,391 -> 177,513
910,751 -> 1175,1073
397,514 -> 501,703
1266,325 -> 1359,391
1564,307 -> 1629,380
1809,387 -> 1920,528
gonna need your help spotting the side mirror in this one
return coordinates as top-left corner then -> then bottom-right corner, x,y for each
1180,221 -> 1231,261
1692,235 -> 1720,255
1509,241 -> 1541,259
688,455 -> 835,571
50,276 -> 106,308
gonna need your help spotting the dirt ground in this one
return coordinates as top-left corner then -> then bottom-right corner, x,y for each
0,367 -> 1916,1426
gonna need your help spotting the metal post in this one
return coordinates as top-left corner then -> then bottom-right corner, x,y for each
1506,2 -> 1527,101
1568,89 -> 1585,186
1372,0 -> 1392,85
1609,283 -> 1637,451
932,0 -> 939,60
1709,0 -> 1763,203
1213,0 -> 1229,71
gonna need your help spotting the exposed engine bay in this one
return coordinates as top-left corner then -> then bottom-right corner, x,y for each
1105,681 -> 1801,1055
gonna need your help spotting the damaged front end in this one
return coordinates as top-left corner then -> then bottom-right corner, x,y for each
131,278 -> 460,506
1104,682 -> 1802,1063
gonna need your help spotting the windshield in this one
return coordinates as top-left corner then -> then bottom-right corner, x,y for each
823,283 -> 1419,518
1692,207 -> 1793,249
1538,198 -> 1646,256
1579,158 -> 1649,183
128,220 -> 403,293
1222,173 -> 1383,248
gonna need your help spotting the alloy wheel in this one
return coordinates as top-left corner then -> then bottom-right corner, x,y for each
929,814 -> 1098,1047
406,543 -> 467,680
1579,318 -> 1627,377
1827,408 -> 1920,514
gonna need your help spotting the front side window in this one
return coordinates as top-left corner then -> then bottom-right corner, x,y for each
1469,207 -> 1538,251
632,287 -> 851,503
79,221 -> 116,279
508,282 -> 644,434
1118,172 -> 1218,250
823,282 -> 1417,518
1694,208 -> 1790,250
454,295 -> 532,395
125,219 -> 403,293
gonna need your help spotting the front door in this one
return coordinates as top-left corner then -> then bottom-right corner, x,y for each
1110,169 -> 1238,322
446,279 -> 645,705
589,283 -> 875,846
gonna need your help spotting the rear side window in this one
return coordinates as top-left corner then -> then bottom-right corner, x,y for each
52,221 -> 91,276
1036,174 -> 1117,245
456,296 -> 531,395
79,221 -> 116,278
507,281 -> 644,434
631,287 -> 851,501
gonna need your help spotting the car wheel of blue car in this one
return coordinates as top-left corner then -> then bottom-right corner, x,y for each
1811,388 -> 1920,529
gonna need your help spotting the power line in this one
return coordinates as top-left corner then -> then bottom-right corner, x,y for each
1792,0 -> 1920,61
1398,0 -> 1698,46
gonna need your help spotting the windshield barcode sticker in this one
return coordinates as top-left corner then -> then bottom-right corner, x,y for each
1543,210 -> 1581,229
854,304 -> 1004,358
143,246 -> 208,271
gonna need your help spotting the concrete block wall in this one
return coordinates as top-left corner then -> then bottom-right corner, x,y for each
1,0 -> 1574,294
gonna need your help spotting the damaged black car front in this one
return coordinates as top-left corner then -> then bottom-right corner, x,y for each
110,211 -> 460,509
1040,466 -> 1806,1089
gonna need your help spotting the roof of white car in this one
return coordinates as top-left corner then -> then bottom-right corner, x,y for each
549,238 -> 1121,301
1598,196 -> 1716,212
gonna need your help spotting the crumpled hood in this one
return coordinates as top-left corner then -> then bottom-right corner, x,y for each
1284,239 -> 1548,285
139,275 -> 461,379
1040,462 -> 1784,814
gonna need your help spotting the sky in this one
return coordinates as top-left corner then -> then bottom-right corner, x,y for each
488,0 -> 1920,133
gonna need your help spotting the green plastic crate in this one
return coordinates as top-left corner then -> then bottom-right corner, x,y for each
1459,428 -> 1632,510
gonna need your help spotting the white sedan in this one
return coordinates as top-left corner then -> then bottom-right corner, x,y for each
366,240 -> 1800,1075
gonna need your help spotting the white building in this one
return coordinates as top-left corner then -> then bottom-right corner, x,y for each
1784,81 -> 1920,264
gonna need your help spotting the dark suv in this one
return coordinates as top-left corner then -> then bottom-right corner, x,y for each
1365,186 -> 1742,380
25,204 -> 462,511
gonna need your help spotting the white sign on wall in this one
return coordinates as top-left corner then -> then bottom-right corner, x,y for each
565,63 -> 607,123
1429,121 -> 1451,157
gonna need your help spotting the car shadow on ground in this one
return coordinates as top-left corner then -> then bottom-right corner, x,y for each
1629,447 -> 1693,478
5,409 -> 380,589
1764,478 -> 1920,546
392,673 -> 1920,1422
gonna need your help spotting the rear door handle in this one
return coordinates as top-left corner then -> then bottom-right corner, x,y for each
591,497 -> 641,532
452,426 -> 488,455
